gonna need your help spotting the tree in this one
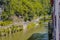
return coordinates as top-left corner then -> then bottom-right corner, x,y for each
1,0 -> 51,21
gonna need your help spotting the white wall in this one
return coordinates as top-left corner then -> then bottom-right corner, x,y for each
55,0 -> 60,40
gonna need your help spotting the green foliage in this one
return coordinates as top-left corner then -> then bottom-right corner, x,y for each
0,0 -> 51,21
0,25 -> 23,36
27,22 -> 36,29
0,21 -> 12,26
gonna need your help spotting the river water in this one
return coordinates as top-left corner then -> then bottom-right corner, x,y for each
0,26 -> 48,40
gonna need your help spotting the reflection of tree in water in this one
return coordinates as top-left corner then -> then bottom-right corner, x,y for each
28,33 -> 48,40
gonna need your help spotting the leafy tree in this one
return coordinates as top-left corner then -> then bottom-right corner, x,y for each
1,0 -> 51,21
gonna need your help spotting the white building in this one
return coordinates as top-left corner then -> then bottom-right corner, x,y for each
53,0 -> 60,40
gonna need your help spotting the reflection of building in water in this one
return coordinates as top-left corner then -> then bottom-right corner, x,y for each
53,0 -> 60,40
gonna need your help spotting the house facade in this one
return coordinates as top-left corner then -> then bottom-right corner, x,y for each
52,0 -> 60,40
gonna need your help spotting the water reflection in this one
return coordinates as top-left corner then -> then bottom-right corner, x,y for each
28,33 -> 48,40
